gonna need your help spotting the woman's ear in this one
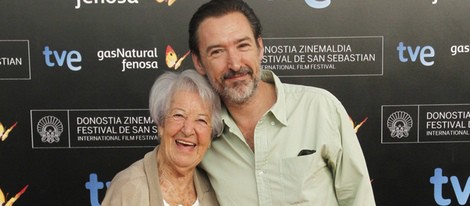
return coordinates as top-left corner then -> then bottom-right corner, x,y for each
157,125 -> 163,138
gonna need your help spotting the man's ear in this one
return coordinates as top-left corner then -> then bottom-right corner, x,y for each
257,37 -> 264,61
191,53 -> 206,75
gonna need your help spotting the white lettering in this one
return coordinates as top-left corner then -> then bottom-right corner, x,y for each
0,57 -> 22,66
76,0 -> 139,9
121,59 -> 158,72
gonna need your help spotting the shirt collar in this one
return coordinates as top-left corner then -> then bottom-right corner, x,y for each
262,70 -> 288,126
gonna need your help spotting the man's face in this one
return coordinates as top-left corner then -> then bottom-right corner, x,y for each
192,12 -> 264,104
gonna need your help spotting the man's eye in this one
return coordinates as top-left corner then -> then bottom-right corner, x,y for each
210,49 -> 223,57
238,43 -> 252,50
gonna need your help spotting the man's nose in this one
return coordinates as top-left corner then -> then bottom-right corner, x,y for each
227,49 -> 242,71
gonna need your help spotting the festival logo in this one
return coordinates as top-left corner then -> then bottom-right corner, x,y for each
31,109 -> 157,149
0,40 -> 31,80
381,105 -> 419,144
31,110 -> 70,148
165,45 -> 190,70
387,111 -> 413,139
421,105 -> 470,142
36,116 -> 64,144
261,36 -> 383,77
383,104 -> 470,144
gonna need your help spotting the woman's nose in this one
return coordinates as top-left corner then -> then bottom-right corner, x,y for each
181,119 -> 196,136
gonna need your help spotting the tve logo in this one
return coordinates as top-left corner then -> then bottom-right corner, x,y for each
43,46 -> 82,71
85,173 -> 110,206
397,42 -> 435,66
305,0 -> 331,9
430,168 -> 470,205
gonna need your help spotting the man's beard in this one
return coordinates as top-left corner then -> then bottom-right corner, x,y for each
210,67 -> 260,104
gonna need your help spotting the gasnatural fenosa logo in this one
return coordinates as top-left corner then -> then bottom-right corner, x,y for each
350,116 -> 368,133
165,45 -> 189,70
0,122 -> 17,142
0,185 -> 28,206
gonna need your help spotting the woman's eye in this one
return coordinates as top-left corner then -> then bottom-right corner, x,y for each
172,114 -> 185,121
197,118 -> 209,125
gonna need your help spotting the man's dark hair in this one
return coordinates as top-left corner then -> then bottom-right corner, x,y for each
188,0 -> 262,57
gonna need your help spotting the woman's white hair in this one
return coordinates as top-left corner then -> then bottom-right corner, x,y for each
149,69 -> 223,139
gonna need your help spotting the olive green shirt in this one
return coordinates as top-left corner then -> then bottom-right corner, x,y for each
200,71 -> 375,206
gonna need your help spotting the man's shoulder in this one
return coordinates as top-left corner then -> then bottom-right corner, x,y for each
265,70 -> 338,102
281,82 -> 338,102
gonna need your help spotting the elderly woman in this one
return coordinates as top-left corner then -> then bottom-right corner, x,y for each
102,69 -> 222,206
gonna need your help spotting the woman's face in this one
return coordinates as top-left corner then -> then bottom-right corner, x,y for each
158,90 -> 213,170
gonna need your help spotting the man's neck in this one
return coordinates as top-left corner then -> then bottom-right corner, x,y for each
223,81 -> 276,151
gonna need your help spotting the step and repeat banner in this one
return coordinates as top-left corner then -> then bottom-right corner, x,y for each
1,0 -> 469,205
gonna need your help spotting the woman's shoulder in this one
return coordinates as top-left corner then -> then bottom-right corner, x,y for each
101,158 -> 150,206
112,158 -> 147,185
109,148 -> 158,187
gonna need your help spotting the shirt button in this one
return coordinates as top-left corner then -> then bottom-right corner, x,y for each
270,121 -> 275,126
258,171 -> 264,175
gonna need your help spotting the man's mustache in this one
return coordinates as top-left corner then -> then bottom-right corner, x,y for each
223,67 -> 253,79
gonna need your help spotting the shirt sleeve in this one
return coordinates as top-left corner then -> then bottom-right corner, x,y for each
328,100 -> 376,206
